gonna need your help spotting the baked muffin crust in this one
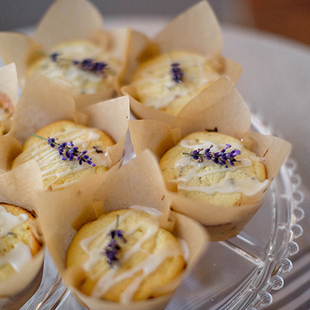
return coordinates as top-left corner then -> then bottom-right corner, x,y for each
160,132 -> 267,206
67,209 -> 186,302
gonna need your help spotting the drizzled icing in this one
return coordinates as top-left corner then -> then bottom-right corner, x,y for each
31,42 -> 120,95
180,139 -> 243,152
19,127 -> 108,189
132,55 -> 220,109
0,242 -> 32,272
0,205 -> 28,238
174,139 -> 267,197
129,205 -> 163,217
79,210 -> 184,303
34,60 -> 104,95
178,178 -> 269,196
0,205 -> 32,272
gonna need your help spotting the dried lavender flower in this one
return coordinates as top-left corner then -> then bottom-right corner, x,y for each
30,133 -> 96,167
170,62 -> 183,83
49,53 -> 108,77
104,214 -> 127,267
93,146 -> 103,153
183,144 -> 241,168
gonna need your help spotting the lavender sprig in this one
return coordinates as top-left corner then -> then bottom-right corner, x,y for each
170,62 -> 183,83
30,133 -> 95,167
104,215 -> 127,267
183,144 -> 241,168
49,52 -> 108,77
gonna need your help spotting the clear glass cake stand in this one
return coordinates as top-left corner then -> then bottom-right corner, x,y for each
19,113 -> 304,310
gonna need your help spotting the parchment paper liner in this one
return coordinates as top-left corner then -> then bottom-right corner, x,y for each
0,204 -> 45,309
0,0 -> 135,110
0,63 -> 19,134
129,77 -> 292,241
0,73 -> 129,211
118,0 -> 242,124
34,149 -> 209,310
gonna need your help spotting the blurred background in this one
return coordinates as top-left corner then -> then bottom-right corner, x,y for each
0,0 -> 309,45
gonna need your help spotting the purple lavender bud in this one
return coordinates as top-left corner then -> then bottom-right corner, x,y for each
191,150 -> 200,160
50,53 -> 59,62
170,62 -> 184,83
81,59 -> 94,70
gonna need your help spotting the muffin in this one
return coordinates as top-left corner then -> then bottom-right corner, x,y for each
0,203 -> 42,281
129,51 -> 222,116
66,209 -> 186,302
160,132 -> 268,206
28,40 -> 121,95
13,120 -> 115,190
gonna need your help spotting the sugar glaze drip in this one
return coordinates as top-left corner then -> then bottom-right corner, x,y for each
132,57 -> 220,109
0,242 -> 32,272
0,206 -> 32,271
0,205 -> 28,238
79,210 -> 184,303
175,139 -> 266,196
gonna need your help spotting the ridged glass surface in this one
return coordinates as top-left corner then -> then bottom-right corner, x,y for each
19,113 -> 303,310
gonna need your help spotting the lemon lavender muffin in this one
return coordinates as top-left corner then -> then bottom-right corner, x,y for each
130,51 -> 222,116
28,40 -> 121,95
160,132 -> 268,206
13,120 -> 115,190
66,209 -> 186,303
0,203 -> 42,281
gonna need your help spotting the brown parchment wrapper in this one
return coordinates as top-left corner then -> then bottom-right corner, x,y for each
0,63 -> 19,134
0,0 -> 134,110
119,1 -> 242,123
129,77 -> 292,241
0,73 -> 129,211
35,149 -> 209,310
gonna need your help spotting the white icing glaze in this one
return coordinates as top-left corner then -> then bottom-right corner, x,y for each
178,178 -> 269,196
79,210 -> 183,303
80,211 -> 134,272
35,60 -> 103,95
92,240 -> 181,303
175,158 -> 252,184
133,57 -> 220,109
174,139 -> 267,197
0,205 -> 28,238
0,242 -> 32,271
32,41 -> 120,95
129,205 -> 163,217
178,238 -> 189,262
20,128 -> 108,189
180,139 -> 243,152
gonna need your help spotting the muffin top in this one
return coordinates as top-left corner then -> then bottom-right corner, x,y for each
130,51 -> 222,116
66,209 -> 186,303
160,132 -> 268,206
28,40 -> 121,95
13,120 -> 115,190
0,204 -> 42,281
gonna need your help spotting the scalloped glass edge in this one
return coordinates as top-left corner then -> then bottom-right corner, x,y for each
19,112 -> 304,310
243,113 -> 304,310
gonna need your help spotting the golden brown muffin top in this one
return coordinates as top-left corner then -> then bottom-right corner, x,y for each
67,209 -> 186,302
160,132 -> 268,206
13,120 -> 115,190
